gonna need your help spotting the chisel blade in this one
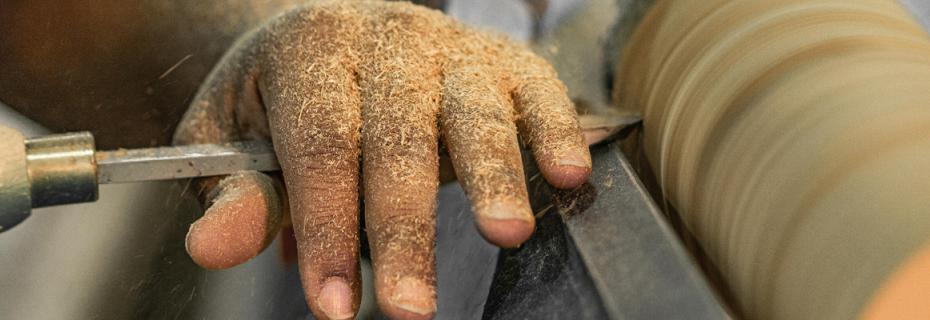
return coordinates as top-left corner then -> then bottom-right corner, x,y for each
95,141 -> 280,184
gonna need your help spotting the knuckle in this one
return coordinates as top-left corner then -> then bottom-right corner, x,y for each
382,7 -> 436,28
274,3 -> 361,38
296,221 -> 357,252
309,188 -> 357,210
286,148 -> 356,176
316,254 -> 357,276
385,202 -> 433,220
446,101 -> 513,124
289,142 -> 357,162
372,190 -> 434,221
257,3 -> 365,69
470,162 -> 524,184
369,209 -> 434,243
302,211 -> 354,231
295,216 -> 359,267
509,48 -> 558,78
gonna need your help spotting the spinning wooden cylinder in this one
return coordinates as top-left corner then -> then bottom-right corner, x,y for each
616,1 -> 930,318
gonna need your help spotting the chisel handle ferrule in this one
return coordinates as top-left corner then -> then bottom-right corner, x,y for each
0,128 -> 98,232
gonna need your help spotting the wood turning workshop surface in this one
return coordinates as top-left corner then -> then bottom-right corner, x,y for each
618,0 -> 930,319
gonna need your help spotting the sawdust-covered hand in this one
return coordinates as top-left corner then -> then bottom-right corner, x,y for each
173,2 -> 590,319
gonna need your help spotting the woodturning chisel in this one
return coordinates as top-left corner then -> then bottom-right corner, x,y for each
0,125 -> 280,232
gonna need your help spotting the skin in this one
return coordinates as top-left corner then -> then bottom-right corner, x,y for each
173,2 -> 591,319
862,241 -> 930,320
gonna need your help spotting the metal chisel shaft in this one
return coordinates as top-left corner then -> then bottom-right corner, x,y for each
95,141 -> 280,184
0,127 -> 281,232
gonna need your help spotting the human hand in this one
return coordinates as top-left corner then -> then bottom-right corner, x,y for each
173,2 -> 590,319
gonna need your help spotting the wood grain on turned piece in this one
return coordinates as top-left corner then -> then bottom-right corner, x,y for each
617,0 -> 930,319
0,125 -> 31,231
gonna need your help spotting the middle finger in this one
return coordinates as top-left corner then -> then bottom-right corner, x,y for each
358,10 -> 445,320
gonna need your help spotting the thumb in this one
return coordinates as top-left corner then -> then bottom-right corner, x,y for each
185,171 -> 284,269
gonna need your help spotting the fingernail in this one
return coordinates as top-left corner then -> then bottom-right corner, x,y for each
482,200 -> 533,222
391,276 -> 436,316
541,152 -> 592,189
318,278 -> 354,320
557,152 -> 591,169
476,201 -> 535,247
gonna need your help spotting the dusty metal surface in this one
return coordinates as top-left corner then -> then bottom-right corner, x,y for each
486,140 -> 729,319
25,132 -> 98,207
562,142 -> 729,319
96,141 -> 279,184
483,202 -> 610,319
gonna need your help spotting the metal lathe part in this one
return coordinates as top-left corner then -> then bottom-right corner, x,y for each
95,141 -> 280,184
0,124 -> 280,234
25,132 -> 98,208
0,126 -> 31,231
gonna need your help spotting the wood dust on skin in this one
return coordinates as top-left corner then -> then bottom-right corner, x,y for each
173,1 -> 590,319
185,171 -> 282,270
